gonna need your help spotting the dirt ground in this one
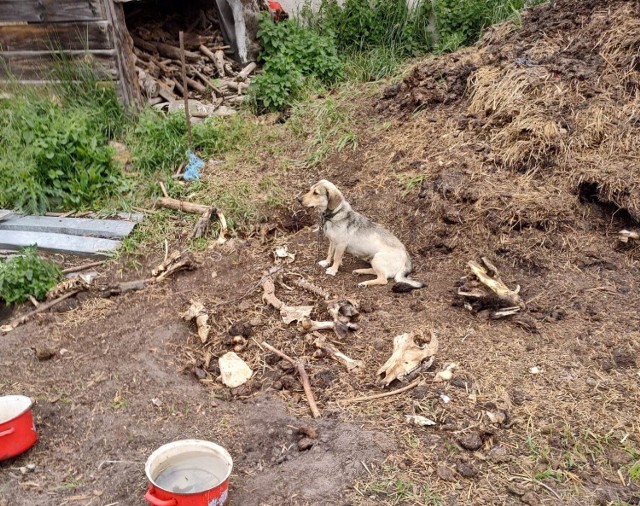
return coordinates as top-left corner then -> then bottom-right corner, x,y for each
2,0 -> 640,505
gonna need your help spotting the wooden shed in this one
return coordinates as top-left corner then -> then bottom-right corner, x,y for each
0,0 -> 142,107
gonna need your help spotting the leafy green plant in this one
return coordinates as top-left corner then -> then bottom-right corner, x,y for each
433,0 -> 548,51
250,15 -> 342,111
0,56 -> 128,214
0,246 -> 62,304
0,98 -> 121,214
314,0 -> 433,54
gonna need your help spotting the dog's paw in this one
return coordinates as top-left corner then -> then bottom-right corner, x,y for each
318,260 -> 330,268
325,268 -> 338,276
357,282 -> 369,288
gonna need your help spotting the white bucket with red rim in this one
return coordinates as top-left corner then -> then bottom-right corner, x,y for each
145,440 -> 232,506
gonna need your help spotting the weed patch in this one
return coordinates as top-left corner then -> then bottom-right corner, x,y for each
0,246 -> 62,304
250,15 -> 342,112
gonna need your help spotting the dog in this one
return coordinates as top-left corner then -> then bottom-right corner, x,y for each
298,180 -> 424,292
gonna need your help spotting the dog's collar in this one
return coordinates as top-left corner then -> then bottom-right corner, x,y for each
322,207 -> 339,224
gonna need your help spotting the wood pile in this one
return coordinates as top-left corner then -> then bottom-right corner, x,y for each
128,5 -> 257,118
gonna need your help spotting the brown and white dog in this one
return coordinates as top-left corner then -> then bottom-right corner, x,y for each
298,180 -> 424,291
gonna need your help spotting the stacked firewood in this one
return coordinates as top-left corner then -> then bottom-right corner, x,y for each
130,8 -> 257,117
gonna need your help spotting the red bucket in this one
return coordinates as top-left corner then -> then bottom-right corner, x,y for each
0,395 -> 38,461
145,440 -> 233,506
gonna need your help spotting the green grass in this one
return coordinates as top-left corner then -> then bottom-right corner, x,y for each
399,175 -> 427,198
357,477 -> 444,506
288,88 -> 359,167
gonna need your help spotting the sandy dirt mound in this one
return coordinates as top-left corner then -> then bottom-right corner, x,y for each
385,0 -> 640,223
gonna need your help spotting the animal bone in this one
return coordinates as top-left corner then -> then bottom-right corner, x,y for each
301,318 -> 336,332
280,305 -> 313,324
377,331 -> 439,386
313,335 -> 364,372
619,230 -> 639,243
295,279 -> 331,300
262,277 -> 283,309
327,300 -> 359,322
434,362 -> 458,382
458,257 -> 524,317
180,300 -> 211,343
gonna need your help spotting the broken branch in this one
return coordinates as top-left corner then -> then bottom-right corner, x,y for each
62,261 -> 105,274
338,378 -> 424,406
261,341 -> 320,418
1,290 -> 81,333
156,196 -> 212,214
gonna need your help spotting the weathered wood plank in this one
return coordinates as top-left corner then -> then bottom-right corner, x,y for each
0,211 -> 13,222
0,215 -> 137,239
102,0 -> 142,108
0,22 -> 113,52
0,0 -> 105,23
0,50 -> 117,80
0,231 -> 121,257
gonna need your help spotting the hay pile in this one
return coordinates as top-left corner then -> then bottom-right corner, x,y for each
385,0 -> 640,233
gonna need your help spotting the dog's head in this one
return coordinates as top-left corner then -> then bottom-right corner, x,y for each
298,180 -> 344,211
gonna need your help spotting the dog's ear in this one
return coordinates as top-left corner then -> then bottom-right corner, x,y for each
325,184 -> 343,210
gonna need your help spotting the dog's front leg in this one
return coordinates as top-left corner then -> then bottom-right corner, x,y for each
325,243 -> 346,276
318,241 -> 335,268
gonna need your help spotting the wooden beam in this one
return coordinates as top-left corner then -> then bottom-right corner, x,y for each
0,50 -> 117,80
0,21 -> 114,52
0,0 -> 105,23
0,231 -> 121,257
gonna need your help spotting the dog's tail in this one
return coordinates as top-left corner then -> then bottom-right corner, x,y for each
392,270 -> 425,293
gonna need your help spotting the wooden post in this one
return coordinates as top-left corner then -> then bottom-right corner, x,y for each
179,31 -> 192,147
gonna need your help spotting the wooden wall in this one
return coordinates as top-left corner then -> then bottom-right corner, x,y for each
0,0 -> 141,107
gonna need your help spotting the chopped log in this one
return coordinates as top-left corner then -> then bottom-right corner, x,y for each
200,44 -> 225,77
186,76 -> 206,93
174,80 -> 186,97
225,81 -> 249,93
156,197 -> 213,215
192,208 -> 213,239
141,73 -> 159,99
157,83 -> 177,102
163,78 -> 176,92
237,62 -> 257,81
132,35 -> 158,55
193,69 -> 212,88
155,41 -> 201,62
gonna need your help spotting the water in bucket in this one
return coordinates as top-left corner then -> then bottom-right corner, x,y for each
154,451 -> 228,494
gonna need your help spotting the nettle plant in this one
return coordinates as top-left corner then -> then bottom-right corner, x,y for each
250,15 -> 343,112
0,246 -> 62,304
